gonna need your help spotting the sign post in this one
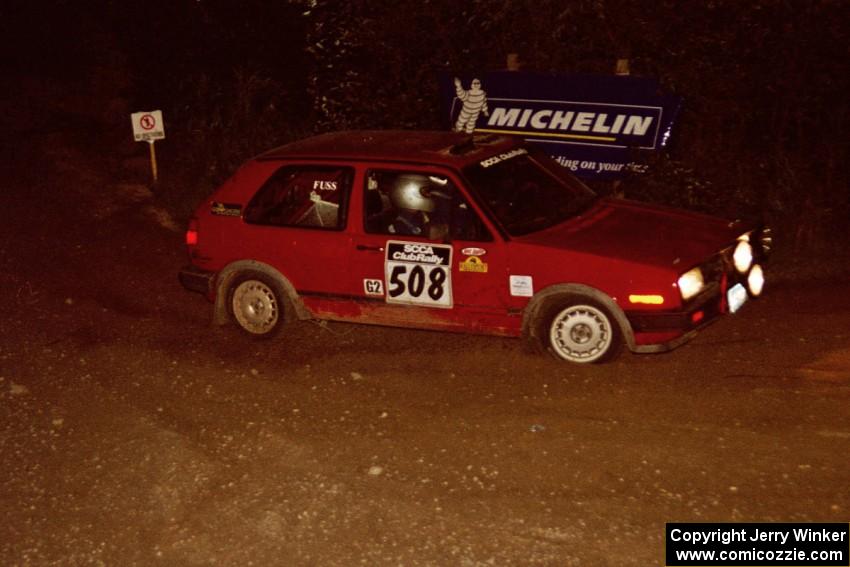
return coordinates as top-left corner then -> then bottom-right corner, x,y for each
131,110 -> 165,183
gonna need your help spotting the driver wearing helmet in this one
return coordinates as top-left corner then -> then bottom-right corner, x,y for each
387,174 -> 447,238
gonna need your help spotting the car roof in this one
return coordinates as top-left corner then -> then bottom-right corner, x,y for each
257,130 -> 521,168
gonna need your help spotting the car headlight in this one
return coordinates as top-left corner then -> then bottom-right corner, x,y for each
733,239 -> 753,274
677,267 -> 704,301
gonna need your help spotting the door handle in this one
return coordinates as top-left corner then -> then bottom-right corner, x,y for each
356,244 -> 384,252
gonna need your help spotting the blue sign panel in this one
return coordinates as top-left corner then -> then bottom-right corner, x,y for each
440,71 -> 682,180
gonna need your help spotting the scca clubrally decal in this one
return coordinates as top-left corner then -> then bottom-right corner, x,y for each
384,241 -> 453,308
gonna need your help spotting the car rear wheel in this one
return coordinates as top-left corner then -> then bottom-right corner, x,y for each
228,272 -> 286,338
543,298 -> 622,363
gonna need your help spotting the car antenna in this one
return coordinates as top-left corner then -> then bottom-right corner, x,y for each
449,135 -> 477,155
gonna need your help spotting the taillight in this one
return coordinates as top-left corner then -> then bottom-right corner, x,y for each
186,218 -> 199,246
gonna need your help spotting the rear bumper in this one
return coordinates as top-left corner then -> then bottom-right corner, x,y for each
179,265 -> 215,295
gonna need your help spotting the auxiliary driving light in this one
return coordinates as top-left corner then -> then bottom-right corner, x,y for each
747,264 -> 765,297
733,240 -> 753,274
759,227 -> 773,255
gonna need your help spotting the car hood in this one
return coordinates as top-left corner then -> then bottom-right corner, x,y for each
516,198 -> 744,270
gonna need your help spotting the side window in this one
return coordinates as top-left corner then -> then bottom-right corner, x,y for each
364,170 -> 491,242
244,165 -> 352,230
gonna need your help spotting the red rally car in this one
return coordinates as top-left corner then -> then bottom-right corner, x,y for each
179,131 -> 771,364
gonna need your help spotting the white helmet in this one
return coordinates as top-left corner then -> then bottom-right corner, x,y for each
390,174 -> 435,213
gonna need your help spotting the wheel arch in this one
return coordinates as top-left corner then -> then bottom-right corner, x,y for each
521,283 -> 637,351
212,260 -> 311,326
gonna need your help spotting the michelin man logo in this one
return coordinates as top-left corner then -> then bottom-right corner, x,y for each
453,77 -> 489,134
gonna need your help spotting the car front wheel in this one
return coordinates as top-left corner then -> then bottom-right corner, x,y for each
544,299 -> 621,363
228,272 -> 286,338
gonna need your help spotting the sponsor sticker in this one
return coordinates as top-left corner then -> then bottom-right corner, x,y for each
460,247 -> 487,256
211,202 -> 242,217
509,275 -> 533,297
384,241 -> 453,308
480,147 -> 528,168
459,256 -> 488,273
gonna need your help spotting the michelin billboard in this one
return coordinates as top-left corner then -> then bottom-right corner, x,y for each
441,72 -> 682,180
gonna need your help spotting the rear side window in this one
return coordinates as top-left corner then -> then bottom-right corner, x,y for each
244,165 -> 353,230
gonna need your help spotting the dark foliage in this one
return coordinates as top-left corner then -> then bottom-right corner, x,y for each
305,0 -> 848,250
3,0 -> 847,250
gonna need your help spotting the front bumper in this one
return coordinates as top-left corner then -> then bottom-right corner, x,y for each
625,282 -> 726,353
627,281 -> 725,334
625,228 -> 770,354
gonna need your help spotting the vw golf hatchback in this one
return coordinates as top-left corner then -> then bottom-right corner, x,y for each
179,131 -> 770,363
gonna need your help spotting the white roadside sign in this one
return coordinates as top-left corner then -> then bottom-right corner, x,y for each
131,110 -> 165,142
131,110 -> 165,182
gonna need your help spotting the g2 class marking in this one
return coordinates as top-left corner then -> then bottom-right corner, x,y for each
363,279 -> 384,296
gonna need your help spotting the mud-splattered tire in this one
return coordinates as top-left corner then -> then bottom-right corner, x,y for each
541,297 -> 622,364
228,271 -> 286,338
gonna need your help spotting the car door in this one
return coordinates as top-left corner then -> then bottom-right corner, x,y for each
347,166 -> 514,334
239,162 -> 354,309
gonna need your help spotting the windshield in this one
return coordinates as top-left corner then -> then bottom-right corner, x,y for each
462,147 -> 598,236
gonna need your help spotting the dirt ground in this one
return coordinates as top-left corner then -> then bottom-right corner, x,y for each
1,132 -> 848,566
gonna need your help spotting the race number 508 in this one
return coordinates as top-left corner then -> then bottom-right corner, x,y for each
386,264 -> 451,307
